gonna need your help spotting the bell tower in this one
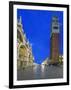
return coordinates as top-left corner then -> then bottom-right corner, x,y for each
50,16 -> 60,64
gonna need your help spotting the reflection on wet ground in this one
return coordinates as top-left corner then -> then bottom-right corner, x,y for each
17,64 -> 63,80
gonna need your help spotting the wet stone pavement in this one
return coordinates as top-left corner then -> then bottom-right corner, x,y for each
17,64 -> 63,80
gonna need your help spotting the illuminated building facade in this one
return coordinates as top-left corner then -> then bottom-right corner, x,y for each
17,17 -> 34,69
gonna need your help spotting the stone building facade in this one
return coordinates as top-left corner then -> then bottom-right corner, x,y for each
17,17 -> 34,69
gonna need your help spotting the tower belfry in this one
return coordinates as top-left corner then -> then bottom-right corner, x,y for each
50,16 -> 60,64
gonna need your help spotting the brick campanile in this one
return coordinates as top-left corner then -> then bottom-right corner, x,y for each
50,16 -> 60,64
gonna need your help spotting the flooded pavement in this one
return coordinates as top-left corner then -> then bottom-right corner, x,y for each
17,64 -> 63,80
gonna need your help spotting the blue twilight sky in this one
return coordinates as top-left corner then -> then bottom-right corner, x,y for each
17,9 -> 63,64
